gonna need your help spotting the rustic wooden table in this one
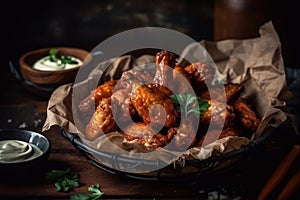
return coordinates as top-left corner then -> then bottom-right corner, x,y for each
0,63 -> 299,200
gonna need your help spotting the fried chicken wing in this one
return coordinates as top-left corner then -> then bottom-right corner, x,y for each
184,62 -> 215,89
231,98 -> 260,132
200,100 -> 235,129
147,83 -> 173,96
173,66 -> 190,82
148,65 -> 191,95
171,66 -> 192,93
79,80 -> 117,112
122,122 -> 170,149
115,69 -> 154,91
155,50 -> 176,68
224,83 -> 244,101
167,119 -> 197,150
85,97 -> 116,140
130,85 -> 177,127
153,50 -> 176,86
199,83 -> 244,102
111,89 -> 136,123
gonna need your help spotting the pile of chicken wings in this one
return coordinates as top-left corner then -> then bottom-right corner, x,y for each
78,50 -> 260,151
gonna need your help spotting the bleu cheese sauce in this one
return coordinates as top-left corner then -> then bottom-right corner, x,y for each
0,140 -> 43,163
33,56 -> 82,71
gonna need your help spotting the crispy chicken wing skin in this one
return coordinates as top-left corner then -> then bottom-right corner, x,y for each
167,119 -> 197,150
147,83 -> 173,96
200,100 -> 235,129
231,98 -> 260,132
171,66 -> 192,93
130,85 -> 177,127
79,80 -> 117,112
148,66 -> 191,95
122,122 -> 170,149
115,69 -> 154,91
85,97 -> 116,140
224,83 -> 244,101
173,66 -> 191,82
184,62 -> 215,89
111,89 -> 136,123
155,50 -> 176,68
199,83 -> 244,102
153,51 -> 191,94
153,50 -> 176,85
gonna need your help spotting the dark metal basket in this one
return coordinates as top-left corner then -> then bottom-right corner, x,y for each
60,120 -> 285,182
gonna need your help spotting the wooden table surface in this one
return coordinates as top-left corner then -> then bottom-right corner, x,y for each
0,63 -> 299,200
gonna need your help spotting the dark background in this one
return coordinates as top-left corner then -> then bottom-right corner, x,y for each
2,0 -> 299,68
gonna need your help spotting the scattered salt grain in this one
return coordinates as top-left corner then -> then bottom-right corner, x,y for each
18,122 -> 28,129
33,118 -> 42,128
207,190 -> 241,200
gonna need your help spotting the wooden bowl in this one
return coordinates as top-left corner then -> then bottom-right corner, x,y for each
19,47 -> 90,87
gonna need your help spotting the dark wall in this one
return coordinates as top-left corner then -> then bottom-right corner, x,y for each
2,0 -> 299,68
214,0 -> 300,69
3,0 -> 213,62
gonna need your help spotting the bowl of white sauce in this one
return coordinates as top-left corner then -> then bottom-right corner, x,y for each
18,47 -> 90,95
0,129 -> 51,177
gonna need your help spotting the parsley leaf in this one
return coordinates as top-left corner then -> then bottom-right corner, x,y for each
46,168 -> 80,192
45,48 -> 79,68
170,93 -> 209,116
213,79 -> 226,85
70,184 -> 104,200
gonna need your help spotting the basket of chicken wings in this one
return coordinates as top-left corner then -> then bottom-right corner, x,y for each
45,23 -> 290,181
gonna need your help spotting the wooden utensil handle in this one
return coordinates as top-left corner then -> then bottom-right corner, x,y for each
258,145 -> 300,200
277,168 -> 300,200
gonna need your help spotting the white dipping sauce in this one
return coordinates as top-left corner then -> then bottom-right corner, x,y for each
0,140 -> 43,163
33,56 -> 82,71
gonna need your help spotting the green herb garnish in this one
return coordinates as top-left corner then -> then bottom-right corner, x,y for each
70,184 -> 104,200
46,168 -> 80,192
213,79 -> 226,85
170,93 -> 209,116
44,48 -> 79,68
